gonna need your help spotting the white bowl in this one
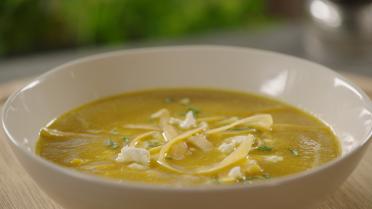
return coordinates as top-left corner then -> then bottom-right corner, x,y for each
2,46 -> 372,209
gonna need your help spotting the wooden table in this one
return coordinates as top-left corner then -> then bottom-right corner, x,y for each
1,74 -> 371,209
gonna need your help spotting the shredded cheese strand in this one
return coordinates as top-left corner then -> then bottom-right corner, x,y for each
195,136 -> 254,174
156,135 -> 254,174
129,131 -> 157,147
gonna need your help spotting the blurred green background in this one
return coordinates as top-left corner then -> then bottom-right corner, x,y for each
0,0 -> 274,57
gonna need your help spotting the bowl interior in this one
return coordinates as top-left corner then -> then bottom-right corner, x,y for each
3,46 -> 372,157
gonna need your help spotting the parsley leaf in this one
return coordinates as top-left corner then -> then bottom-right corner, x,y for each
104,139 -> 118,149
186,107 -> 200,116
122,136 -> 130,143
256,145 -> 272,151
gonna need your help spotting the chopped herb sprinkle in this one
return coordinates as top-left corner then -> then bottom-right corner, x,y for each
289,148 -> 299,156
186,107 -> 200,116
122,136 -> 130,143
257,145 -> 272,151
104,139 -> 118,149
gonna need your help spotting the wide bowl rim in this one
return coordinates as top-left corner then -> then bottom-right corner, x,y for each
2,45 -> 372,192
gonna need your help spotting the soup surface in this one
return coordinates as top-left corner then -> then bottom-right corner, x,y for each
37,88 -> 340,186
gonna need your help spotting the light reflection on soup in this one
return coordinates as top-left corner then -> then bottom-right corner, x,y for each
37,88 -> 340,186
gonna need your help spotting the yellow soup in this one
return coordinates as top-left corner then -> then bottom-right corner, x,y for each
37,88 -> 340,186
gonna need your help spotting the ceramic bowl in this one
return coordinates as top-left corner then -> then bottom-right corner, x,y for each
2,46 -> 372,209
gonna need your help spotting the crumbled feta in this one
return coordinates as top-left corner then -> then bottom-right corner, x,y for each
180,111 -> 196,129
128,163 -> 147,170
169,111 -> 197,129
218,142 -> 235,154
264,155 -> 283,163
115,146 -> 150,166
228,166 -> 243,179
218,134 -> 255,154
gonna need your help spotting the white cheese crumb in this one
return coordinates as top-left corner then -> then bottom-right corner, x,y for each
218,134 -> 255,154
218,142 -> 235,154
228,166 -> 243,179
115,146 -> 150,166
264,155 -> 283,163
128,163 -> 147,170
179,111 -> 197,129
168,111 -> 198,129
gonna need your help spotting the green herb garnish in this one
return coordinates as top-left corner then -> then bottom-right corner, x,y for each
289,148 -> 299,156
122,136 -> 130,143
164,97 -> 174,103
104,139 -> 118,149
257,145 -> 272,151
186,107 -> 200,116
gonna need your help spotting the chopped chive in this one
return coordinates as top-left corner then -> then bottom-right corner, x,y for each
289,148 -> 299,156
164,97 -> 174,103
104,139 -> 118,149
186,107 -> 200,116
256,145 -> 272,151
122,136 -> 130,143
